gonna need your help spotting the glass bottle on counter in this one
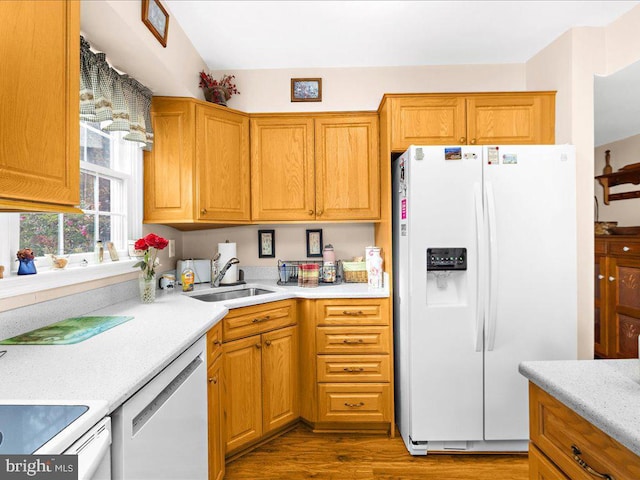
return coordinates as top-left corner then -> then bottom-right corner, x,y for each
181,259 -> 195,292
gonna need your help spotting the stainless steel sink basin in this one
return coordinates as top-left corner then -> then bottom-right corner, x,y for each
192,288 -> 275,302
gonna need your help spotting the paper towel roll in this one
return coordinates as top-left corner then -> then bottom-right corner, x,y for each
218,242 -> 238,284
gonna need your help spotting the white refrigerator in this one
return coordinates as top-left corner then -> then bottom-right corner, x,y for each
392,145 -> 577,455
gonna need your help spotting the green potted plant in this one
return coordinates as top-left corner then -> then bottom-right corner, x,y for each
198,71 -> 240,106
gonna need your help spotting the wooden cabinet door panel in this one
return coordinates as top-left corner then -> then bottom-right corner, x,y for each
262,326 -> 299,434
466,94 -> 555,145
144,100 -> 194,222
0,0 -> 79,207
315,115 -> 380,220
196,105 -> 250,222
223,335 -> 262,453
207,356 -> 225,480
594,255 -> 609,358
250,117 -> 315,221
529,444 -> 570,480
610,257 -> 640,358
389,96 -> 466,150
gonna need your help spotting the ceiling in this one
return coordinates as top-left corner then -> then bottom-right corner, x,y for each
165,1 -> 639,70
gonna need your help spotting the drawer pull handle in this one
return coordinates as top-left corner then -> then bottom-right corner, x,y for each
571,445 -> 614,480
623,246 -> 630,252
344,402 -> 365,408
208,376 -> 218,384
252,315 -> 271,323
343,310 -> 364,316
343,367 -> 365,373
343,339 -> 364,344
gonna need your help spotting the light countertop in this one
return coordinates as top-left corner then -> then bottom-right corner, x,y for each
0,280 -> 389,413
519,359 -> 640,456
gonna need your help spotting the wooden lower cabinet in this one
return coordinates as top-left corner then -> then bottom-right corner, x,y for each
594,236 -> 640,358
222,301 -> 298,456
207,355 -> 225,480
529,382 -> 640,480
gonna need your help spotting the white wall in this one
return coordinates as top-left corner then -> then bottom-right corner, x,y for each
595,134 -> 640,226
212,64 -> 526,112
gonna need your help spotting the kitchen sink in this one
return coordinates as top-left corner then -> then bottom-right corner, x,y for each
192,287 -> 275,302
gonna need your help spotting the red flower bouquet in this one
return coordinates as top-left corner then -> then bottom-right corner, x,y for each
133,233 -> 169,280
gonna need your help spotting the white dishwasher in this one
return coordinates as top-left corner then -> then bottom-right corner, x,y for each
111,336 -> 208,480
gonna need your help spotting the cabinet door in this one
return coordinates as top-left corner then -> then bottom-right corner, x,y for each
144,98 -> 195,223
196,105 -> 250,222
529,444 -> 570,480
0,0 -> 80,209
594,254 -> 609,358
262,326 -> 299,434
207,356 -> 225,480
251,117 -> 315,221
223,335 -> 262,453
389,96 -> 466,150
466,93 -> 555,145
315,115 -> 380,220
609,256 -> 640,358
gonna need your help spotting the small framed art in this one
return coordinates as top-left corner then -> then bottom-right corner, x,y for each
291,78 -> 322,102
306,229 -> 323,258
142,0 -> 169,48
258,230 -> 275,258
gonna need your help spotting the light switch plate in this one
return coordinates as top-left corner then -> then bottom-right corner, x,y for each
168,239 -> 175,258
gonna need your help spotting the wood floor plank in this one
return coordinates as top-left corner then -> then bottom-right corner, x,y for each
224,424 -> 529,479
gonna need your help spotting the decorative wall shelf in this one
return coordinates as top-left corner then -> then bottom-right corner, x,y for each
595,153 -> 640,204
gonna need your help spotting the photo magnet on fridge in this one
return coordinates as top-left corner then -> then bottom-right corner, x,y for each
502,153 -> 518,164
444,147 -> 462,160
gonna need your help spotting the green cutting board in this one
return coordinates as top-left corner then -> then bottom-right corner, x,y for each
0,316 -> 134,345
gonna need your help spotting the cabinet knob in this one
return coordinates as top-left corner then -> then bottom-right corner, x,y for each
255,344 -> 262,349
597,275 -> 604,280
459,137 -> 466,144
308,210 -> 314,216
213,339 -> 222,346
571,445 -> 613,480
265,340 -> 272,347
208,376 -> 218,384
470,138 -> 477,145
609,276 -> 615,282
201,208 -> 207,215
623,246 -> 631,252
317,210 -> 323,216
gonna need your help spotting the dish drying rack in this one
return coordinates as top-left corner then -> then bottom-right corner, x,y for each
277,260 -> 342,286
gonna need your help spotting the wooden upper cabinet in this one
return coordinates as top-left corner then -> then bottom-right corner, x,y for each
196,105 -> 250,222
143,97 -> 250,228
389,96 -> 466,150
250,113 -> 380,222
315,115 -> 380,221
0,0 -> 80,212
250,117 -> 315,221
382,92 -> 555,152
467,94 -> 555,145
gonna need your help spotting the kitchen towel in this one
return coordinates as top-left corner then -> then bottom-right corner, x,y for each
218,242 -> 238,284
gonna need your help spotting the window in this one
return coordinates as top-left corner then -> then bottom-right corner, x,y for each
14,122 -> 142,268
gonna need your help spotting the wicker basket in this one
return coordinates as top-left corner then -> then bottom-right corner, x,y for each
342,261 -> 367,283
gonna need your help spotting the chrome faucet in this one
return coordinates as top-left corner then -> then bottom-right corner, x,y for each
211,257 -> 240,287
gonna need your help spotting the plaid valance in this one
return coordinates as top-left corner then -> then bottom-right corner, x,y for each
80,36 -> 153,150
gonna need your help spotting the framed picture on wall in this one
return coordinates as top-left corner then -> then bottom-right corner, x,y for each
291,78 -> 322,102
142,0 -> 170,47
258,230 -> 275,258
306,229 -> 323,257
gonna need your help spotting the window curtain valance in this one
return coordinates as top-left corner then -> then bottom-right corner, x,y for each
80,36 -> 154,151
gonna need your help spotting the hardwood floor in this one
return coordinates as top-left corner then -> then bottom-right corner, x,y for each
224,424 -> 529,480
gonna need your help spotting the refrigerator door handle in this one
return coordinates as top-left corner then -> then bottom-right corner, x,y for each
486,182 -> 499,351
474,183 -> 485,352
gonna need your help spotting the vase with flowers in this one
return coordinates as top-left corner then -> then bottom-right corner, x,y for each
199,71 -> 240,106
133,233 -> 169,303
16,248 -> 37,275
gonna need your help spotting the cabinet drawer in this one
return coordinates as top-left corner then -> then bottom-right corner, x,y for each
529,383 -> 640,480
317,355 -> 390,383
609,240 -> 640,258
223,300 -> 296,342
316,326 -> 390,354
207,321 -> 223,366
316,299 -> 388,326
318,383 -> 391,423
529,443 -> 570,480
